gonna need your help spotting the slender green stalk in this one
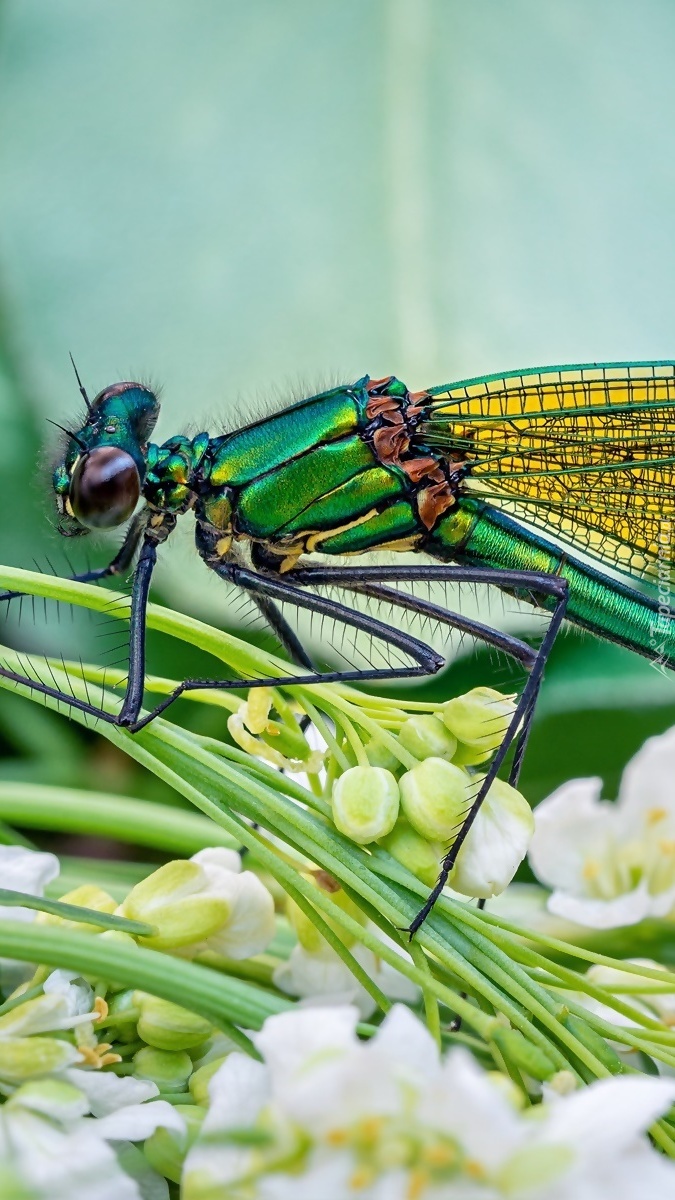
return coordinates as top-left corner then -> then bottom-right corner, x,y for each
0,919 -> 290,1052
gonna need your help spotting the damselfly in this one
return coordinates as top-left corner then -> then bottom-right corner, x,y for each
3,361 -> 675,932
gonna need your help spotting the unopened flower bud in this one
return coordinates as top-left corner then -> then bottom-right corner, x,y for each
398,715 -> 457,762
37,885 -> 116,933
189,1056 -> 229,1106
144,1103 -> 204,1185
8,1078 -> 88,1121
332,766 -> 400,844
118,859 -> 231,951
450,778 -> 534,898
0,1037 -> 81,1084
561,1013 -> 625,1075
399,758 -> 468,842
133,1046 -> 193,1091
106,988 -> 140,1043
286,873 -> 367,951
441,688 -> 516,760
491,1027 -> 556,1081
134,993 -> 213,1051
365,735 -> 402,773
378,818 -> 442,887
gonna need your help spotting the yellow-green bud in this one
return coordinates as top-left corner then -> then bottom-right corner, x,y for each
332,766 -> 400,844
37,885 -> 116,933
562,1013 -> 625,1075
144,1104 -> 204,1185
491,1027 -> 556,1081
378,818 -> 442,887
441,687 -> 516,757
365,734 -> 402,773
188,1056 -> 228,1106
119,860 -> 231,951
286,874 -> 366,951
398,715 -> 457,762
106,988 -> 140,1043
0,1037 -> 81,1084
399,758 -> 468,841
450,741 -> 493,767
133,1046 -> 193,1091
134,993 -> 213,1051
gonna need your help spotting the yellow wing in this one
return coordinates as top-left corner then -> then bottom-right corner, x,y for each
422,362 -> 675,579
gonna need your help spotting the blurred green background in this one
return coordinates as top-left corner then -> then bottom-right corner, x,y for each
1,0 -> 675,825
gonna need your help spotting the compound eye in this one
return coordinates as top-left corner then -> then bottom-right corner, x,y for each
69,446 -> 141,529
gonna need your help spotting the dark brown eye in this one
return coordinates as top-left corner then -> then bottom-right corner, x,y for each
69,446 -> 141,529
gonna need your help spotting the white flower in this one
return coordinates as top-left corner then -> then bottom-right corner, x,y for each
530,727 -> 675,927
272,926 -> 419,1018
182,1003 -> 675,1199
0,1071 -> 184,1200
0,844 -> 60,919
184,848 -> 276,960
118,846 -> 275,959
0,971 -> 97,1039
0,845 -> 60,990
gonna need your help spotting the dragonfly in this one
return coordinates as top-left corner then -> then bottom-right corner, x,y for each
2,359 -> 675,934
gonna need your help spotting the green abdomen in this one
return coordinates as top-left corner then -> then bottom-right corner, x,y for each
430,499 -> 675,669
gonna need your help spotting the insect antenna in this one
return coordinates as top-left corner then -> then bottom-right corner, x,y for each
69,352 -> 93,413
46,418 -> 88,453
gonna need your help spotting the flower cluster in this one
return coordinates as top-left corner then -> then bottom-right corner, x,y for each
529,726 -> 675,928
183,1003 -> 675,1199
0,842 -> 278,1197
329,687 -> 533,899
4,570 -> 675,1200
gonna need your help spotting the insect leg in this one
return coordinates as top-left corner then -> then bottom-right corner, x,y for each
277,562 -> 568,935
0,525 -> 162,728
0,511 -> 149,604
251,594 -> 315,671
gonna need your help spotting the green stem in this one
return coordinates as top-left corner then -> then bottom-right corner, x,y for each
0,783 -> 238,854
0,920 -> 291,1052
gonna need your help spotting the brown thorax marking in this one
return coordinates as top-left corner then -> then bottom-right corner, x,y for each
365,377 -> 459,531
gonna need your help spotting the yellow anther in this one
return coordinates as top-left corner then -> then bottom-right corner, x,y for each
582,859 -> 600,880
466,1159 -> 487,1180
349,1166 -> 376,1190
406,1169 -> 430,1199
647,807 -> 668,825
356,1116 -> 384,1144
422,1141 -> 458,1168
658,840 -> 675,855
93,996 -> 109,1021
326,1128 -> 348,1147
77,1041 -> 122,1069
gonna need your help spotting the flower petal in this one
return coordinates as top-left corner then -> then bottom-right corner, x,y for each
65,1068 -> 159,1117
91,1100 -> 185,1142
618,727 -> 675,830
0,845 -> 60,922
539,1074 -> 675,1158
191,847 -> 242,876
253,1005 -> 358,1083
529,777 -> 613,893
203,1052 -> 269,1132
547,883 -> 654,929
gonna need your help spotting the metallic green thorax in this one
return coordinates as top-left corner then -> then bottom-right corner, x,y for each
52,372 -> 675,669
